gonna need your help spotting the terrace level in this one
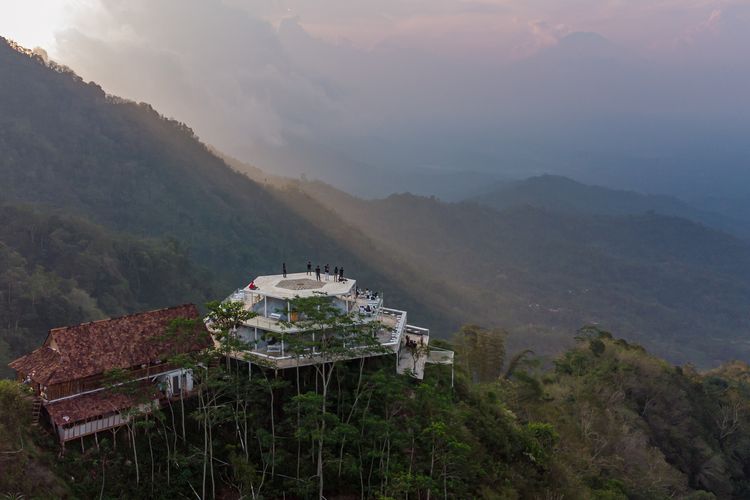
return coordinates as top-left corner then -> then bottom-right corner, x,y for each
215,272 -> 453,379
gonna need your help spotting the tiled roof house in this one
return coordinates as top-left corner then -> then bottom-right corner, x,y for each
9,304 -> 211,445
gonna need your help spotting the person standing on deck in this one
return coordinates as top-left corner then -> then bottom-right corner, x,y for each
333,266 -> 339,282
324,264 -> 330,281
282,262 -> 287,278
315,265 -> 321,281
307,261 -> 312,276
339,267 -> 344,282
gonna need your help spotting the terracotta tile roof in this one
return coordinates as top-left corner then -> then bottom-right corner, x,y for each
9,304 -> 211,385
46,384 -> 164,426
8,346 -> 60,384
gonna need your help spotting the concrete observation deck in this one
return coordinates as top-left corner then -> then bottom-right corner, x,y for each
246,272 -> 356,299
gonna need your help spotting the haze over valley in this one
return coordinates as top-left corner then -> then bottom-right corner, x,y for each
4,1 -> 750,202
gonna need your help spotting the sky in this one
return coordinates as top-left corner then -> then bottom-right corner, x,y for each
2,0 -> 750,198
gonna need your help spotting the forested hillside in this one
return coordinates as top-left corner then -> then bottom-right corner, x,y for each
0,204 -> 217,376
4,325 -> 750,498
0,37 -> 349,283
293,181 -> 750,367
511,327 -> 750,498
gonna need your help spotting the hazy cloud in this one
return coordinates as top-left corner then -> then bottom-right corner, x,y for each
3,0 -> 750,196
55,0 -> 341,149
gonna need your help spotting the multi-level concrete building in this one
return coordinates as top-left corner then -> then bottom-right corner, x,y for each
215,272 -> 453,379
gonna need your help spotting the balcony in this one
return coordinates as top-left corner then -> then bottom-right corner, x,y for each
229,307 -> 407,370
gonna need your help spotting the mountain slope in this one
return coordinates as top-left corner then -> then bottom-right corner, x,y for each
0,204 -> 218,376
0,37 -> 317,280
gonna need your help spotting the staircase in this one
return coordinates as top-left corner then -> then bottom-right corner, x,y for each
30,396 -> 43,426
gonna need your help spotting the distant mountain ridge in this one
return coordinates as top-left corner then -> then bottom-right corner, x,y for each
472,174 -> 748,239
246,135 -> 503,200
293,180 -> 750,366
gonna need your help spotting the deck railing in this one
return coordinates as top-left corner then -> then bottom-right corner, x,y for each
426,347 -> 454,365
59,413 -> 128,442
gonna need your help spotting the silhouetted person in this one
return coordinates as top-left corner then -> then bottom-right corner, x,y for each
324,264 -> 330,281
334,266 -> 338,282
315,265 -> 321,281
339,267 -> 344,281
307,261 -> 312,276
282,262 -> 287,278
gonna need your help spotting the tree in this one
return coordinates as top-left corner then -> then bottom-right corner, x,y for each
452,324 -> 507,383
205,300 -> 257,368
277,295 -> 388,498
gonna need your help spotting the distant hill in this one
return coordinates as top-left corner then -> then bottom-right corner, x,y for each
245,136 -> 502,200
472,175 -> 748,239
297,181 -> 750,366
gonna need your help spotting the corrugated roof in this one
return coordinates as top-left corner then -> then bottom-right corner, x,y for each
9,304 -> 211,385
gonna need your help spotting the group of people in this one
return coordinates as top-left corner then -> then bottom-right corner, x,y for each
304,261 -> 345,282
358,303 -> 374,316
357,288 -> 378,300
404,336 -> 425,349
278,262 -> 346,282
